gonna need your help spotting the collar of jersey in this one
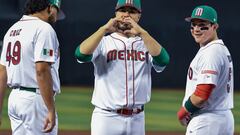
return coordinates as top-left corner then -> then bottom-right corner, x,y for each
20,15 -> 41,21
200,39 -> 224,50
111,32 -> 142,41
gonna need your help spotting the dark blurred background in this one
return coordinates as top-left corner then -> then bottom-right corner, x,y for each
0,0 -> 239,89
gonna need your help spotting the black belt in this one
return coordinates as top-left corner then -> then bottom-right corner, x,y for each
12,86 -> 38,93
103,106 -> 144,116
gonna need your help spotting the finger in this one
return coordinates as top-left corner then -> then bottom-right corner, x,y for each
123,17 -> 134,23
116,29 -> 124,33
114,16 -> 122,20
43,121 -> 55,133
43,118 -> 48,130
186,119 -> 191,125
123,29 -> 131,34
180,118 -> 188,126
186,116 -> 191,125
113,17 -> 123,23
42,118 -> 54,133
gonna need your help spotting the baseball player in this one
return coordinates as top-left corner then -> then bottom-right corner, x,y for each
75,0 -> 169,135
0,0 -> 64,134
177,5 -> 234,135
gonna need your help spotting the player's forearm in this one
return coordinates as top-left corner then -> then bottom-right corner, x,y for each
0,65 -> 7,115
139,30 -> 162,56
79,26 -> 107,55
190,84 -> 215,107
190,94 -> 205,107
36,62 -> 55,112
0,87 -> 6,124
0,88 -> 6,114
0,90 -> 6,118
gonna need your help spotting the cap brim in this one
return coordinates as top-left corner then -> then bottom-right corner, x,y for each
185,17 -> 192,22
57,10 -> 65,20
185,17 -> 215,23
115,5 -> 141,13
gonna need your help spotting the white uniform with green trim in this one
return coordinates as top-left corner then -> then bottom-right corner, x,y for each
78,33 -> 166,135
182,39 -> 234,135
0,15 -> 60,135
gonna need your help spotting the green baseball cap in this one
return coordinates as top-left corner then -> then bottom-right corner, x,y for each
115,0 -> 141,13
49,0 -> 65,20
185,5 -> 217,23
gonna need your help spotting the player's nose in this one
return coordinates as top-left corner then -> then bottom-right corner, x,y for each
191,26 -> 201,32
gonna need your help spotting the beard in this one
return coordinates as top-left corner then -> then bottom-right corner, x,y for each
116,21 -> 132,31
48,14 -> 56,24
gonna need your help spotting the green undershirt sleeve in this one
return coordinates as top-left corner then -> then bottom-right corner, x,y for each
152,47 -> 170,66
74,46 -> 93,62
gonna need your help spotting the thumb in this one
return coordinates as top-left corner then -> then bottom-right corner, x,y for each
43,118 -> 49,130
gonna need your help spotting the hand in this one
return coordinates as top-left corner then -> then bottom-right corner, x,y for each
42,110 -> 56,133
177,107 -> 191,126
102,17 -> 122,33
122,17 -> 145,36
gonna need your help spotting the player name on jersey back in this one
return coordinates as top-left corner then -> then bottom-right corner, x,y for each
10,29 -> 22,37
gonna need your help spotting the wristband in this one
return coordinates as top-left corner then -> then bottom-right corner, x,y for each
184,97 -> 201,114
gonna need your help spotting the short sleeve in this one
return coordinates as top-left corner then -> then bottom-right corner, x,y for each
91,38 -> 104,62
150,56 -> 166,73
34,24 -> 58,63
197,52 -> 221,85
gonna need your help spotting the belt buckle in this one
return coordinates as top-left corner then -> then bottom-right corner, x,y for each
132,108 -> 138,114
117,108 -> 133,116
120,109 -> 124,115
116,106 -> 143,116
119,109 -> 128,115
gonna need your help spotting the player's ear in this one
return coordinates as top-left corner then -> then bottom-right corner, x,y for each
47,6 -> 52,15
213,23 -> 219,30
138,14 -> 141,20
47,5 -> 56,15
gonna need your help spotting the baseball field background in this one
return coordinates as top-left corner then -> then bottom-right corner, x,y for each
1,87 -> 239,134
1,1 -> 240,134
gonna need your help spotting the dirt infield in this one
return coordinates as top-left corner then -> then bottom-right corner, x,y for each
0,130 -> 183,135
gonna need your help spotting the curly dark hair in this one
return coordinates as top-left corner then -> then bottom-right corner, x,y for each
23,0 -> 50,15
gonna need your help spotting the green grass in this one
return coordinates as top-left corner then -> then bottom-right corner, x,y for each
0,87 -> 239,133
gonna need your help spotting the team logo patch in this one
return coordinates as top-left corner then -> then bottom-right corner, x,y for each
195,8 -> 203,16
126,0 -> 133,4
201,70 -> 218,75
42,48 -> 53,56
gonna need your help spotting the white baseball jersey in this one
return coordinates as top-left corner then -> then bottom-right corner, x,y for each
79,33 -> 165,110
182,39 -> 234,111
0,15 -> 60,93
